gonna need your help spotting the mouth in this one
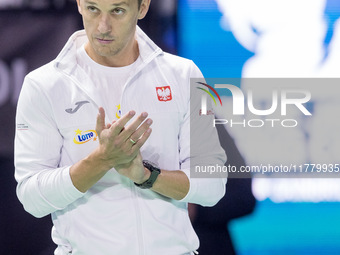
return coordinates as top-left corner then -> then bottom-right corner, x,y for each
96,38 -> 114,44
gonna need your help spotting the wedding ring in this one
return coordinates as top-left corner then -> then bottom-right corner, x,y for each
129,138 -> 136,144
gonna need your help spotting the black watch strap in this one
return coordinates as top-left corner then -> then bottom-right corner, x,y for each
134,160 -> 161,189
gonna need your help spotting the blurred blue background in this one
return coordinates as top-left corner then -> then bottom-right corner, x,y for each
177,0 -> 340,254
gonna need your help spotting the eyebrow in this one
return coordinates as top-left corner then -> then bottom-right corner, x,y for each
84,1 -> 129,6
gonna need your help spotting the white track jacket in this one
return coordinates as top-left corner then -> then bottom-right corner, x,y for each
15,28 -> 226,255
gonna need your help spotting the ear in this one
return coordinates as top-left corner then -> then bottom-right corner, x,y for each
138,0 -> 151,20
76,0 -> 82,15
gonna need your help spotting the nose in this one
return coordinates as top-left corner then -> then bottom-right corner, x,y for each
98,14 -> 111,34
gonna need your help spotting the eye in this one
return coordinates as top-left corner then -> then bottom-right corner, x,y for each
112,8 -> 125,15
87,6 -> 99,13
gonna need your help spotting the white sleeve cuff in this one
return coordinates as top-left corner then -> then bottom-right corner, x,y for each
37,166 -> 85,211
179,168 -> 227,207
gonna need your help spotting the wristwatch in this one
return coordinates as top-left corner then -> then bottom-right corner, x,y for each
134,160 -> 161,189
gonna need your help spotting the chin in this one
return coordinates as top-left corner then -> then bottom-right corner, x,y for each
94,44 -> 117,54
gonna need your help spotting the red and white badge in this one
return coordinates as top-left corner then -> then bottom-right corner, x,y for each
156,86 -> 172,102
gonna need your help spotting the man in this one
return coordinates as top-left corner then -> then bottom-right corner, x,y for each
14,0 -> 226,254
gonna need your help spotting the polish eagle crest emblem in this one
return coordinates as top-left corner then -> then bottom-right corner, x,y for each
156,86 -> 172,102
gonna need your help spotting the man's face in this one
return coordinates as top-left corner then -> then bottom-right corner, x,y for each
76,0 -> 149,66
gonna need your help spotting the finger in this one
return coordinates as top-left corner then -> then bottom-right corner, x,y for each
110,110 -> 136,135
96,107 -> 106,136
133,128 -> 152,150
129,118 -> 153,143
119,112 -> 149,139
107,120 -> 116,129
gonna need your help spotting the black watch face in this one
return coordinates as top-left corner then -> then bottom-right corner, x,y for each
136,161 -> 161,189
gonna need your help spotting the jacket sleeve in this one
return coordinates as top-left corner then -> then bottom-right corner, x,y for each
15,76 -> 84,218
178,62 -> 227,207
194,124 -> 256,225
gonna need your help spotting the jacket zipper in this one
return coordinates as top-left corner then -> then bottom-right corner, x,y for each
56,39 -> 163,254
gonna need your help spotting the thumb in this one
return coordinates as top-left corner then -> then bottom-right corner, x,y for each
96,107 -> 106,135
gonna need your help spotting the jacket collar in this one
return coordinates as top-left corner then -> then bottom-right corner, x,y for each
53,27 -> 163,120
54,26 -> 163,74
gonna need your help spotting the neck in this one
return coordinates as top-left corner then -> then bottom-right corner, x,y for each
85,40 -> 139,68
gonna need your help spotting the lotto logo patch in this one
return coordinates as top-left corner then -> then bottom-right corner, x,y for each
73,129 -> 98,144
